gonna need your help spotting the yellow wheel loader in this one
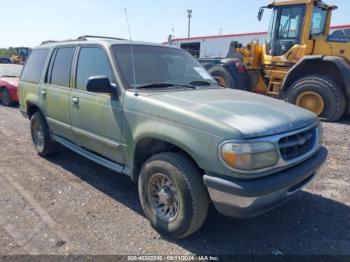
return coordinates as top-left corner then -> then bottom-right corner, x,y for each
11,47 -> 31,64
207,0 -> 350,122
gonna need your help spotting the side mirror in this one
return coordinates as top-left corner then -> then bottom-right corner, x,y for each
258,7 -> 265,21
86,76 -> 113,93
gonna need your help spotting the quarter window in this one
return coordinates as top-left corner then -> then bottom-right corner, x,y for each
50,47 -> 75,87
21,49 -> 49,84
76,47 -> 113,90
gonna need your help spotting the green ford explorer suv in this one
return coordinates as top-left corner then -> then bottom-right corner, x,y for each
19,36 -> 327,239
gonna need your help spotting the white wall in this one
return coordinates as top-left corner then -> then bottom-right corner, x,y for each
169,26 -> 350,58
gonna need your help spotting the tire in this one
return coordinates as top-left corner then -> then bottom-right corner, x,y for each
285,75 -> 346,122
30,112 -> 58,157
138,152 -> 209,239
209,66 -> 237,89
1,88 -> 13,106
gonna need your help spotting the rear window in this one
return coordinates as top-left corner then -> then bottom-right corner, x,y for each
21,49 -> 49,84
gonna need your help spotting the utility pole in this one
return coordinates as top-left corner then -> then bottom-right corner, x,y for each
187,9 -> 192,38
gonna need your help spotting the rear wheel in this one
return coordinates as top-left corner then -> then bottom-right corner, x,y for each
209,66 -> 237,89
30,112 -> 58,157
138,152 -> 209,239
1,88 -> 13,106
285,75 -> 346,122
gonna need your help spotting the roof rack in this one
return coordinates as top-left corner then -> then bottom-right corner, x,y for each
40,39 -> 78,45
77,35 -> 126,41
41,40 -> 58,45
40,35 -> 126,45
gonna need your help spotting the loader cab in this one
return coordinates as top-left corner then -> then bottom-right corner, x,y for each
260,0 -> 335,61
266,4 -> 306,56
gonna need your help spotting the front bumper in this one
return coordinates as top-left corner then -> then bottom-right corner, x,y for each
204,146 -> 328,218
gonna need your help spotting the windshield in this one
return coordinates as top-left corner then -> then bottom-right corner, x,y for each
0,64 -> 23,77
266,5 -> 305,56
112,45 -> 216,89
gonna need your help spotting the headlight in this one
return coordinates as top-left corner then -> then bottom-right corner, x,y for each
220,142 -> 278,171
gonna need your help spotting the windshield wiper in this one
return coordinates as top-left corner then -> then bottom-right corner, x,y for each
136,82 -> 197,89
189,80 -> 213,86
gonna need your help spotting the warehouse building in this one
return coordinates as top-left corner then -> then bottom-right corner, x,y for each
165,25 -> 350,58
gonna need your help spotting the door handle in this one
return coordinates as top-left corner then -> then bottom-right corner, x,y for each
72,97 -> 79,104
41,90 -> 46,96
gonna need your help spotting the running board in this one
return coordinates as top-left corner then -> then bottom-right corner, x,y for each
53,135 -> 131,177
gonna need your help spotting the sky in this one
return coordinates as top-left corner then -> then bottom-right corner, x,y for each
0,0 -> 349,48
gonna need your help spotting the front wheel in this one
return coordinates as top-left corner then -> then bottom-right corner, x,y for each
138,153 -> 209,239
285,75 -> 346,122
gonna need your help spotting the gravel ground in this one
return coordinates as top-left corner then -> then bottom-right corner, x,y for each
0,105 -> 349,256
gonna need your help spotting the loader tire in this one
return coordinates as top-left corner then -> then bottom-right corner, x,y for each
209,66 -> 237,89
285,75 -> 346,122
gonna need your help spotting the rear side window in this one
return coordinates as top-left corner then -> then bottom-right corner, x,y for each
21,49 -> 49,84
50,47 -> 75,87
76,47 -> 113,90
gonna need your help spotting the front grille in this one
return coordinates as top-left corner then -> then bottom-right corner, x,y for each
278,128 -> 316,161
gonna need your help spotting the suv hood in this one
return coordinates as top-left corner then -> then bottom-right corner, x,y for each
144,88 -> 317,139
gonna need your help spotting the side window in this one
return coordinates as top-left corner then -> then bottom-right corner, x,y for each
21,49 -> 49,83
76,47 -> 113,90
311,7 -> 327,36
50,47 -> 75,87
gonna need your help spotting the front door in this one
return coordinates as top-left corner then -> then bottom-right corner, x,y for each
70,46 -> 124,164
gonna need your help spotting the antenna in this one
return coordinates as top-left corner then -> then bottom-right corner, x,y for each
124,8 -> 137,89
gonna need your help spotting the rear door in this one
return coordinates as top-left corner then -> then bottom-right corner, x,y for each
41,47 -> 76,141
70,45 -> 124,164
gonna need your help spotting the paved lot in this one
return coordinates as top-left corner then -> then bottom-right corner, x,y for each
0,105 -> 349,255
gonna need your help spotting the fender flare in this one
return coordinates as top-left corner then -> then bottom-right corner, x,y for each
24,94 -> 41,117
282,55 -> 350,97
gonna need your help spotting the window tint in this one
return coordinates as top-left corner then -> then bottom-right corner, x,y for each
76,47 -> 113,90
21,49 -> 49,84
50,48 -> 75,87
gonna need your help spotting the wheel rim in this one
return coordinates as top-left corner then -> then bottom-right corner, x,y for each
32,121 -> 44,152
1,89 -> 11,105
147,173 -> 180,222
296,91 -> 325,116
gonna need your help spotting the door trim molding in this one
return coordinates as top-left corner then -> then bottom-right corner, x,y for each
47,117 -> 71,129
72,126 -> 124,148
